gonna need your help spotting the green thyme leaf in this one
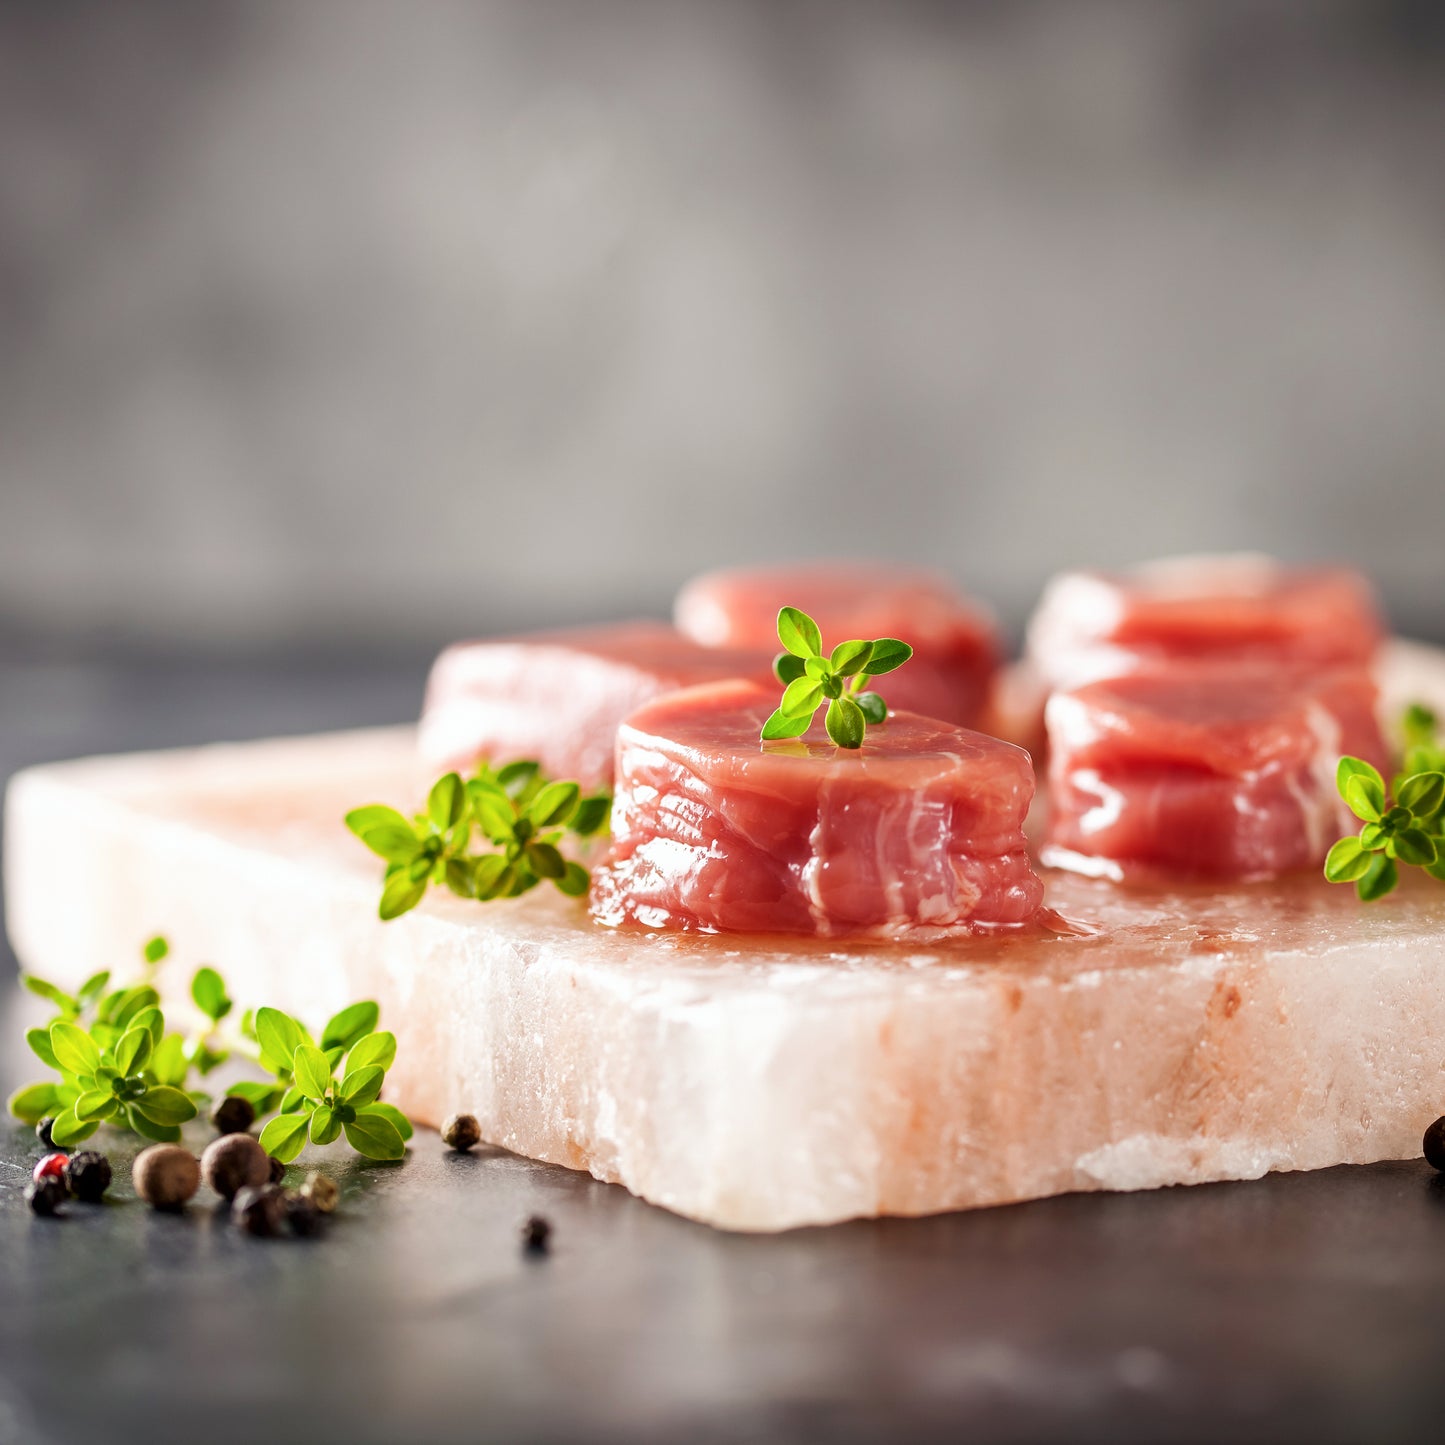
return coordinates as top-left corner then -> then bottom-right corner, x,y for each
293,1045 -> 334,1101
557,861 -> 590,897
427,772 -> 468,832
143,935 -> 170,965
320,1000 -> 379,1053
255,1007 -> 307,1075
129,1005 -> 165,1048
26,1027 -> 60,1070
855,691 -> 888,725
310,1105 -> 342,1146
343,1109 -> 407,1161
22,975 -> 76,1014
226,1080 -> 286,1113
1390,828 -> 1437,867
127,1109 -> 180,1143
113,1025 -> 152,1076
260,1110 -> 310,1164
1323,836 -> 1372,883
1357,852 -> 1399,902
50,1107 -> 100,1148
825,694 -> 866,749
528,780 -> 581,829
829,639 -> 874,676
150,1034 -> 190,1089
74,1089 -> 118,1122
346,1030 -> 396,1073
190,967 -> 231,1022
113,986 -> 160,1030
339,1065 -> 384,1107
1397,771 -> 1445,818
133,1086 -> 198,1127
7,1082 -> 60,1124
862,639 -> 912,676
525,841 -> 567,880
49,1021 -> 101,1078
773,653 -> 807,685
1343,774 -> 1385,823
571,794 -> 611,837
780,676 -> 824,717
365,1101 -> 413,1141
468,787 -> 518,845
777,606 -> 823,659
379,871 -> 427,920
761,707 -> 812,741
76,971 -> 111,1008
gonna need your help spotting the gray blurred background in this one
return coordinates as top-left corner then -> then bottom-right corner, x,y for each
2,0 -> 1444,658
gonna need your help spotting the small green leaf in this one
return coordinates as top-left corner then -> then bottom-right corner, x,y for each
426,772 -> 467,833
365,1101 -> 413,1141
855,691 -> 888,725
825,694 -> 866,749
1343,773 -> 1385,823
320,1001 -> 380,1053
310,1104 -> 342,1146
1397,771 -> 1445,819
1337,755 -> 1384,798
829,639 -> 874,676
557,861 -> 590,898
128,1109 -> 180,1143
280,1085 -> 308,1113
134,1086 -> 198,1127
780,676 -> 824,717
129,1005 -> 165,1048
113,986 -> 160,1030
525,841 -> 567,880
190,966 -> 231,1022
76,970 -> 111,1007
444,859 -> 476,898
379,871 -> 427,920
226,1080 -> 285,1113
862,638 -> 912,676
293,1045 -> 334,1100
473,855 -> 514,899
1357,853 -> 1399,902
74,1090 -> 119,1123
340,1065 -> 384,1107
773,653 -> 807,685
50,1107 -> 100,1148
570,794 -> 612,837
1391,827 -> 1438,867
528,780 -> 581,829
345,804 -> 414,839
1323,836 -> 1372,883
22,975 -> 76,1014
343,1109 -> 407,1161
761,707 -> 813,741
150,1034 -> 190,1088
255,1008 -> 306,1073
26,1027 -> 60,1070
142,935 -> 170,965
468,785 -> 519,844
777,606 -> 823,659
259,1111 -> 310,1163
347,1030 -> 396,1073
113,1026 -> 152,1076
357,823 -> 424,864
495,759 -> 541,794
49,1021 -> 101,1078
7,1082 -> 60,1123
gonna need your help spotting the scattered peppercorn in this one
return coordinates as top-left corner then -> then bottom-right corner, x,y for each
133,1144 -> 201,1210
35,1117 -> 57,1150
64,1151 -> 112,1204
283,1190 -> 324,1238
201,1134 -> 271,1201
442,1113 -> 482,1152
232,1184 -> 286,1238
210,1094 -> 256,1136
520,1214 -> 552,1253
300,1172 -> 338,1214
25,1179 -> 66,1217
1425,1116 -> 1445,1172
32,1153 -> 69,1188
268,1155 -> 286,1186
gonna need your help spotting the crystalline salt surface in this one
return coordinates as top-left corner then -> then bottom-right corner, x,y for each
420,622 -> 773,788
675,561 -> 1000,728
5,642 -> 1445,1232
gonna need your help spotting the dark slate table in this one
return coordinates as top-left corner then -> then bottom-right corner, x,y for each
2,650 -> 1444,1445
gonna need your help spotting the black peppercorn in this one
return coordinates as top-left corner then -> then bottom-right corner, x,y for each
520,1214 -> 552,1253
64,1151 -> 112,1204
268,1155 -> 286,1186
34,1117 -> 57,1150
210,1094 -> 256,1136
1424,1116 -> 1445,1172
201,1134 -> 271,1201
442,1113 -> 482,1152
232,1184 -> 287,1238
283,1190 -> 324,1238
25,1179 -> 66,1217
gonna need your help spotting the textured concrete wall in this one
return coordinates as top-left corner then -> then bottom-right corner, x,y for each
2,0 -> 1443,649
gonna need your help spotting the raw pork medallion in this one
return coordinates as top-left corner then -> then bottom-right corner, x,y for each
675,562 -> 1000,728
419,622 -> 772,789
1044,664 -> 1389,880
591,679 -> 1043,937
1026,554 -> 1384,692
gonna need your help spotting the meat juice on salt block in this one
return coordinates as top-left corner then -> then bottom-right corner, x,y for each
590,679 -> 1044,938
419,622 -> 774,789
674,561 -> 1000,728
1044,663 -> 1389,881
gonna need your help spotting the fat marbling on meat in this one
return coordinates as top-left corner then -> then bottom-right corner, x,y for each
591,679 -> 1043,937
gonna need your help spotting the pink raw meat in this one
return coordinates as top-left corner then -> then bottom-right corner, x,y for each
1027,554 -> 1384,691
674,562 -> 1000,727
419,623 -> 773,789
591,679 -> 1044,937
1044,664 -> 1388,881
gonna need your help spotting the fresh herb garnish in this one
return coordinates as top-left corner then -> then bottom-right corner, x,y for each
7,937 -> 412,1164
345,759 -> 610,920
1324,705 -> 1445,901
760,606 -> 913,749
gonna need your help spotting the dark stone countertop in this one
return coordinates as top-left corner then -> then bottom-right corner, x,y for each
2,651 -> 1444,1445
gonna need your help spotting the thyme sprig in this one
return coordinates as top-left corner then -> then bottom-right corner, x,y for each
760,606 -> 913,749
345,760 -> 610,921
